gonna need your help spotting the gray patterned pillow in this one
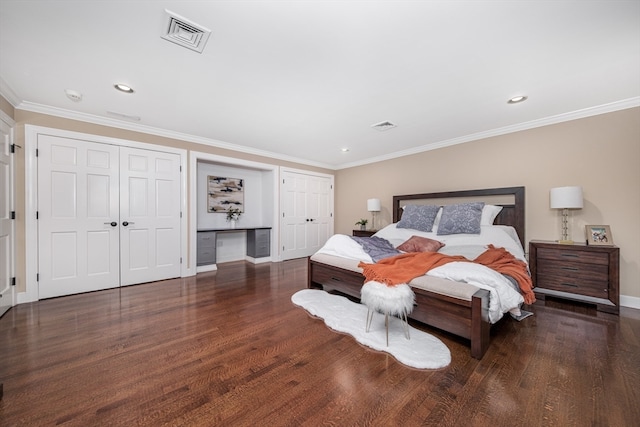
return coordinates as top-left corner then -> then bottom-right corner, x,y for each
437,202 -> 485,235
397,205 -> 440,232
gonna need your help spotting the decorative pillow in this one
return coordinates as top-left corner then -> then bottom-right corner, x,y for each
481,204 -> 503,225
396,205 -> 440,232
351,236 -> 400,262
437,202 -> 485,235
397,235 -> 445,253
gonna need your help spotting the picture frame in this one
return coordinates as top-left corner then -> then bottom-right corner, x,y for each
585,225 -> 614,246
207,176 -> 244,214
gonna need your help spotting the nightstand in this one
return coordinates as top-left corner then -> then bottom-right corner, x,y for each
352,229 -> 376,237
529,240 -> 619,314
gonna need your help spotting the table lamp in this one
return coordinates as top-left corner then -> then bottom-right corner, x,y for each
550,186 -> 583,244
367,198 -> 381,231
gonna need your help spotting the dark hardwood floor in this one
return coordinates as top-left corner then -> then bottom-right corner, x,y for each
1,258 -> 638,426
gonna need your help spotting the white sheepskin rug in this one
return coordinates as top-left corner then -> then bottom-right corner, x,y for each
291,289 -> 451,370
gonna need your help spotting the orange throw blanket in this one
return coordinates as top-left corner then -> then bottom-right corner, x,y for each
358,245 -> 535,304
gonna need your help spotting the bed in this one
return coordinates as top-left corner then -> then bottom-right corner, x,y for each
307,186 -> 529,359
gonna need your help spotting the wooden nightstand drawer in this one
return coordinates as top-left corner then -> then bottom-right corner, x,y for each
536,247 -> 609,265
529,240 -> 619,314
535,273 -> 608,299
536,258 -> 608,282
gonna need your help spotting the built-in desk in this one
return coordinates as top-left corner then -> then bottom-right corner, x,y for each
197,227 -> 271,271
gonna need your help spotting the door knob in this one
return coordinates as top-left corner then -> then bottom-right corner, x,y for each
104,221 -> 117,227
123,221 -> 135,226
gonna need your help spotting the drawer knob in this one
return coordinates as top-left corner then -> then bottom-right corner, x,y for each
561,253 -> 579,258
561,266 -> 579,271
561,283 -> 579,288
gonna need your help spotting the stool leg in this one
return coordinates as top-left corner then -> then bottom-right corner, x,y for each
365,308 -> 374,333
401,310 -> 410,340
385,312 -> 389,346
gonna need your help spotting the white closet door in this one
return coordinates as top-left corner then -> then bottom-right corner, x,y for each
38,135 -> 120,298
281,171 -> 309,260
119,147 -> 181,286
280,170 -> 333,260
0,118 -> 14,316
306,175 -> 332,254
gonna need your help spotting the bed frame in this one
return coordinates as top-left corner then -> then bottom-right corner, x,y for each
308,186 -> 525,359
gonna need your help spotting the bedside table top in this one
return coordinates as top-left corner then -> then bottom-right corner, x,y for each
529,239 -> 618,249
352,229 -> 377,237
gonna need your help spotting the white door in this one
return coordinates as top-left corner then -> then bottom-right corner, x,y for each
280,170 -> 333,260
38,137 -> 182,298
0,118 -> 14,316
38,135 -> 121,298
120,147 -> 181,286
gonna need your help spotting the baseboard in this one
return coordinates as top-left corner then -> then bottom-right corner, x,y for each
245,256 -> 272,264
620,294 -> 640,310
196,264 -> 218,273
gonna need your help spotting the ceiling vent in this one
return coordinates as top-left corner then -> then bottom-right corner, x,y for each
371,121 -> 397,131
161,10 -> 211,53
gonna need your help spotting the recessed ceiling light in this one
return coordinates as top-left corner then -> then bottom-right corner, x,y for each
114,84 -> 134,93
341,148 -> 350,152
65,89 -> 82,102
507,95 -> 528,104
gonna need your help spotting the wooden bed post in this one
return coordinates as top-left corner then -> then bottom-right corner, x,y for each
470,290 -> 491,359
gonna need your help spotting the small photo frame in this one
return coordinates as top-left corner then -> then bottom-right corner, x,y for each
585,225 -> 614,246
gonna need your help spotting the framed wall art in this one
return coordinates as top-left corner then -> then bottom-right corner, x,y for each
207,176 -> 244,213
585,225 -> 613,246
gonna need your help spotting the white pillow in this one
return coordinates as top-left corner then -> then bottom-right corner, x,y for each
432,207 -> 443,228
480,205 -> 503,225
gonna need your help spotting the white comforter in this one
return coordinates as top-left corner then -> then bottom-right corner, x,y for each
316,224 -> 527,323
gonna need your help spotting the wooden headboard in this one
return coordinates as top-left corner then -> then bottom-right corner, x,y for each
392,186 -> 525,247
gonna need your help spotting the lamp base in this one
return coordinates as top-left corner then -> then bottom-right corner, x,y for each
557,239 -> 575,245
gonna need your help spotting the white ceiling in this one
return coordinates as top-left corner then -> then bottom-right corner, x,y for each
1,1 -> 639,169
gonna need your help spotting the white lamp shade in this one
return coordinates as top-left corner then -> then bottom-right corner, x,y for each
367,198 -> 381,212
550,186 -> 584,209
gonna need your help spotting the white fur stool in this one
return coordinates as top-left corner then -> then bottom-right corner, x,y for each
360,281 -> 415,346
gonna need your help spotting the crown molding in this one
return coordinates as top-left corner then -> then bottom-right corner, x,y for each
14,101 -> 336,170
336,97 -> 640,169
8,94 -> 639,171
0,76 -> 20,107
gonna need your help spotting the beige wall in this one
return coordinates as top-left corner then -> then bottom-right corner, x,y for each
4,96 -> 639,302
0,95 -> 15,119
9,109 -> 333,294
335,107 -> 640,300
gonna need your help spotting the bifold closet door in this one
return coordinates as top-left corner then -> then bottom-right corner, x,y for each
38,136 -> 181,299
38,135 -> 121,298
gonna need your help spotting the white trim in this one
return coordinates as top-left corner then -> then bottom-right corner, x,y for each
20,125 -> 190,304
0,109 -> 15,127
20,126 -> 39,303
17,101 -> 334,170
189,151 -> 281,276
0,115 -> 16,312
13,96 -> 638,171
620,295 -> 640,311
0,76 -> 20,108
336,97 -> 640,169
245,255 -> 272,264
196,264 -> 217,273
